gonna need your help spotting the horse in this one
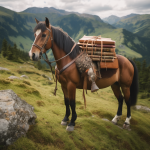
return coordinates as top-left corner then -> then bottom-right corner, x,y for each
29,17 -> 138,131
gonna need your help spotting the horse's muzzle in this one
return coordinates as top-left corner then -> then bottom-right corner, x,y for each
32,53 -> 39,61
32,53 -> 35,60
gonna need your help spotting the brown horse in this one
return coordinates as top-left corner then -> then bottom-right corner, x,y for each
29,18 -> 138,131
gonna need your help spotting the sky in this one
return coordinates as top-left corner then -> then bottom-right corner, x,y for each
0,0 -> 150,18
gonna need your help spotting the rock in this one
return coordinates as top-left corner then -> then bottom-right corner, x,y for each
0,89 -> 37,145
42,74 -> 51,80
0,67 -> 9,71
134,105 -> 150,112
102,118 -> 109,122
29,65 -> 35,68
8,76 -> 21,80
20,75 -> 29,79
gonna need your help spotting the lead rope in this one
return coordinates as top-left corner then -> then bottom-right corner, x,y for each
42,54 -> 58,96
42,53 -> 56,82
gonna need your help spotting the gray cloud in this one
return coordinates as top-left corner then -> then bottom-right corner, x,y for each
126,0 -> 150,10
0,0 -> 150,18
88,5 -> 113,12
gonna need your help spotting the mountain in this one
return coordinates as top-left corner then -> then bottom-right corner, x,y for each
103,13 -> 138,25
23,7 -> 103,22
113,14 -> 150,39
103,15 -> 120,24
20,12 -> 146,59
0,6 -> 150,62
121,13 -> 138,20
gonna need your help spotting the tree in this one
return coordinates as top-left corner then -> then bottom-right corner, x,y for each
12,43 -> 18,61
7,45 -> 13,60
1,39 -> 8,57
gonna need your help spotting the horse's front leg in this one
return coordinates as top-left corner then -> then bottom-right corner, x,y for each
61,86 -> 70,125
66,82 -> 77,131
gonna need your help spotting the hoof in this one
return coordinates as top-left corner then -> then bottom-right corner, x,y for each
123,123 -> 130,130
61,121 -> 68,126
66,125 -> 74,131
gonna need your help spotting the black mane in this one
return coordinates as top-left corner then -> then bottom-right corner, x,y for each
51,26 -> 80,59
34,23 -> 80,59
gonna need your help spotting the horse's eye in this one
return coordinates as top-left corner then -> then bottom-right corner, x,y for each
42,34 -> 46,37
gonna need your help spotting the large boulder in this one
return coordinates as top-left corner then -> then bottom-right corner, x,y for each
0,90 -> 37,145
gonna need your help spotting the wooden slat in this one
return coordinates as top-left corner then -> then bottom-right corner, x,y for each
80,46 -> 115,52
91,58 -> 114,62
89,55 -> 115,59
86,51 -> 115,56
78,42 -> 115,48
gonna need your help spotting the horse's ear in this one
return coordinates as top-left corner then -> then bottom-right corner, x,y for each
45,17 -> 50,27
35,18 -> 39,24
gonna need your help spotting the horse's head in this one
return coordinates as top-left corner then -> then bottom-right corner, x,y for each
29,17 -> 53,61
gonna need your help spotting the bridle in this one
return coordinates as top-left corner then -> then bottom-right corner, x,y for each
31,26 -> 76,82
32,27 -> 53,59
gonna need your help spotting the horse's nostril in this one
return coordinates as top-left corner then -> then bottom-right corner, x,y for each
32,53 -> 35,60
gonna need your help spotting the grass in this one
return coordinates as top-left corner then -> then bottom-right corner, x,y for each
101,28 -> 142,58
0,56 -> 150,150
8,36 -> 33,51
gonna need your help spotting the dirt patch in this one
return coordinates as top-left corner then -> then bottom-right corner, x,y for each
53,138 -> 64,149
122,141 -> 132,150
23,80 -> 31,86
92,110 -> 114,120
130,118 -> 138,125
36,101 -> 45,107
16,83 -> 27,88
24,88 -> 40,96
0,79 -> 10,84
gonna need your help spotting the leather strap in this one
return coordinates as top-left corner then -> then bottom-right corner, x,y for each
57,51 -> 84,74
49,43 -> 76,64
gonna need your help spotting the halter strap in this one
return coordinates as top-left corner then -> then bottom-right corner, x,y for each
32,27 -> 53,58
48,43 -> 76,64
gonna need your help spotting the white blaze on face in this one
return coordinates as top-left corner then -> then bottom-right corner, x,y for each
29,29 -> 41,59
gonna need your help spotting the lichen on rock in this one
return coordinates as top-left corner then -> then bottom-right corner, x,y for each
0,89 -> 37,145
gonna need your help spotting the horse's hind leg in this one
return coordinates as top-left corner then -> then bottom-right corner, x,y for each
111,83 -> 124,124
121,86 -> 131,129
61,86 -> 70,125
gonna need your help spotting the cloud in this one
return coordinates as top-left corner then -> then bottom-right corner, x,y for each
126,0 -> 150,10
88,5 -> 113,12
60,0 -> 80,3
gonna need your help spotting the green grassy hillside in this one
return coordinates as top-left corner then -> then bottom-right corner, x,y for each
0,6 -> 34,51
113,14 -> 150,39
0,55 -> 150,150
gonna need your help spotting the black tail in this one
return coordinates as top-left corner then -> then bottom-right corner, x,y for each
129,59 -> 139,106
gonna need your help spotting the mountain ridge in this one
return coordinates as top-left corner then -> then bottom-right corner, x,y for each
103,13 -> 139,25
0,6 -> 150,63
